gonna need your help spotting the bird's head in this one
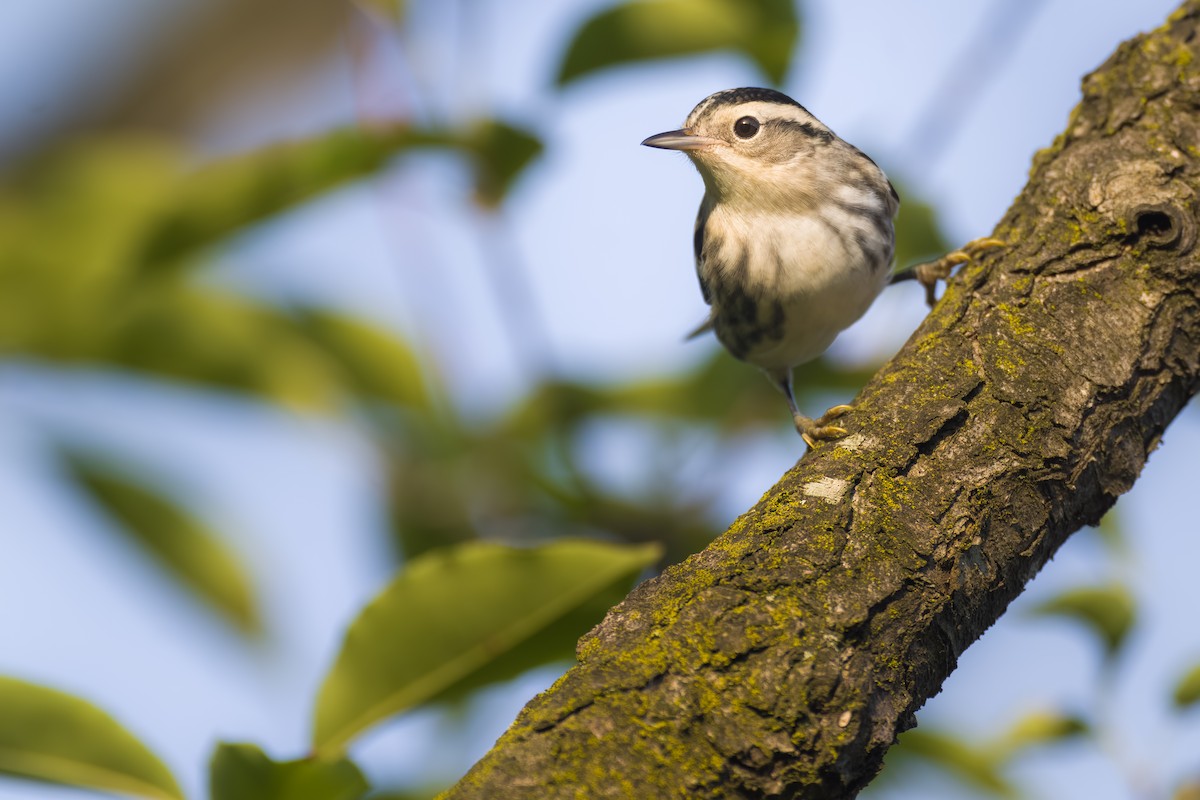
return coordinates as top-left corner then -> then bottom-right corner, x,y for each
642,87 -> 843,209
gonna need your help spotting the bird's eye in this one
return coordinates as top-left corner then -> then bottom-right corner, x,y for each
733,116 -> 761,139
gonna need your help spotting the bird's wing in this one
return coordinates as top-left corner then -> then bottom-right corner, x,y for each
693,200 -> 713,305
686,200 -> 716,339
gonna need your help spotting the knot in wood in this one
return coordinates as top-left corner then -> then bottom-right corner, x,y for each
1129,203 -> 1192,250
1085,158 -> 1196,253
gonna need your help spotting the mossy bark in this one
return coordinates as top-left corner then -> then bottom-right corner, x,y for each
444,4 -> 1200,798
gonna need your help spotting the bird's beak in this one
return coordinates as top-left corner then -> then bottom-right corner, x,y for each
641,128 -> 722,151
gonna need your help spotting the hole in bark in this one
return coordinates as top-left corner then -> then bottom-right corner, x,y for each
1130,204 -> 1187,249
1136,210 -> 1173,239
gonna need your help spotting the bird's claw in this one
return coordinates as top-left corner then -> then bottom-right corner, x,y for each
795,404 -> 854,448
912,237 -> 1005,307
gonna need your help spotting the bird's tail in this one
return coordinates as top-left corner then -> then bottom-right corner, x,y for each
684,313 -> 715,340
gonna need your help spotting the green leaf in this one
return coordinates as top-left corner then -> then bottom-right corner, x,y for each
209,743 -> 368,800
0,139 -> 181,358
105,287 -> 345,411
891,186 -> 948,271
0,676 -> 184,800
312,539 -> 662,753
138,126 -> 414,268
63,451 -> 260,633
893,728 -> 1015,797
296,309 -> 427,409
557,0 -> 799,86
1092,508 -> 1128,555
987,709 -> 1088,760
386,458 -> 479,562
1172,662 -> 1200,710
503,351 -> 874,437
0,138 -> 179,287
459,120 -> 543,206
1175,779 -> 1200,800
1029,583 -> 1136,658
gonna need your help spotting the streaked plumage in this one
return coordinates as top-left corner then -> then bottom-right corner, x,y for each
643,87 -> 899,445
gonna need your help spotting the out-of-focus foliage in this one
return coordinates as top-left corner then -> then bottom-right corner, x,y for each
891,183 -> 949,270
557,0 -> 799,86
62,449 -> 260,632
986,710 -> 1089,761
456,120 -> 544,207
209,743 -> 368,800
0,116 -> 544,630
1174,662 -> 1200,710
384,348 -> 882,568
1178,780 -> 1200,800
135,128 -> 419,268
313,540 -> 661,753
294,309 -> 428,409
873,709 -> 1088,798
886,728 -> 1017,798
0,677 -> 184,800
1029,583 -> 1137,659
0,130 -> 427,411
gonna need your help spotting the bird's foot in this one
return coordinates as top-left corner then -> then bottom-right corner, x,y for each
794,404 -> 854,448
911,237 -> 1005,307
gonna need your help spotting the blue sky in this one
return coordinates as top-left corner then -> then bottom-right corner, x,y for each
1,1 -> 1197,798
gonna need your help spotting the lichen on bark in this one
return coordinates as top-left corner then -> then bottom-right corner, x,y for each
442,4 -> 1200,798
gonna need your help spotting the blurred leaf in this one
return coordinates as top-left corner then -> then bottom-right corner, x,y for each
987,709 -> 1089,761
0,139 -> 179,357
555,486 -> 715,562
63,451 -> 259,633
297,309 -> 427,409
383,413 -> 518,562
2,127 -> 415,290
320,119 -> 541,207
387,455 -> 479,562
893,728 -> 1015,797
1029,583 -> 1136,658
557,0 -> 799,86
680,351 -> 873,429
1176,779 -> 1200,800
139,126 -> 415,268
105,287 -> 346,411
1172,662 -> 1200,710
1093,507 -> 1128,555
459,120 -> 543,206
210,743 -> 368,800
312,539 -> 662,753
2,134 -> 426,415
2,138 -> 178,285
0,676 -> 183,800
891,187 -> 948,271
504,351 -> 874,437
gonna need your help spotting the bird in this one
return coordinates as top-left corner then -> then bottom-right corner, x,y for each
642,87 -> 998,446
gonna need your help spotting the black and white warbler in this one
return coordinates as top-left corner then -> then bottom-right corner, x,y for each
643,87 -> 996,446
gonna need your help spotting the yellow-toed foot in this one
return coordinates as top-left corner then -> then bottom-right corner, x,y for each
794,404 -> 854,448
908,237 -> 1005,307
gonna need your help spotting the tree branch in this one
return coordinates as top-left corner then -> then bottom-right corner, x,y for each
443,4 -> 1200,797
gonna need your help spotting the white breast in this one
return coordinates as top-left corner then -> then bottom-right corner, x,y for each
703,208 -> 891,371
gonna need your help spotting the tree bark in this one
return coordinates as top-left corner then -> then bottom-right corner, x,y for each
444,4 -> 1200,797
